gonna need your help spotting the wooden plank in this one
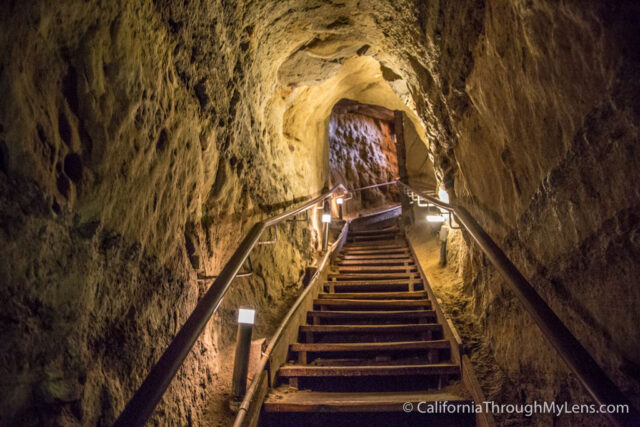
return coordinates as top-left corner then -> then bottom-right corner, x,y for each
328,272 -> 420,280
341,250 -> 410,256
318,290 -> 428,299
336,266 -> 417,273
263,390 -> 471,413
277,363 -> 460,377
290,340 -> 450,352
314,299 -> 431,308
343,242 -> 407,249
341,254 -> 413,260
323,279 -> 422,291
307,309 -> 436,319
348,228 -> 399,236
338,259 -> 415,266
299,323 -> 443,334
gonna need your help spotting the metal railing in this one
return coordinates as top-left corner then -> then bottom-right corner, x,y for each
115,179 -> 639,427
398,182 -> 639,427
114,184 -> 348,427
232,221 -> 350,426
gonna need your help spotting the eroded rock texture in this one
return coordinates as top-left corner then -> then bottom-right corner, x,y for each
329,105 -> 399,214
0,0 -> 639,425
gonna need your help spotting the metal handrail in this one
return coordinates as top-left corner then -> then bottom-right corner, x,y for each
350,179 -> 398,192
232,221 -> 350,427
398,181 -> 639,427
114,184 -> 347,427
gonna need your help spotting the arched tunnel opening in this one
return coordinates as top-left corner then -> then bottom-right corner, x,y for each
1,1 -> 640,426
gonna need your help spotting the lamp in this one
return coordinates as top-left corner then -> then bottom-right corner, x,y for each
321,201 -> 330,251
336,197 -> 344,220
237,308 -> 255,325
427,215 -> 445,223
231,307 -> 255,407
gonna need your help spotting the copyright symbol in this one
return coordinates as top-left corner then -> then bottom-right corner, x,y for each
403,402 -> 413,413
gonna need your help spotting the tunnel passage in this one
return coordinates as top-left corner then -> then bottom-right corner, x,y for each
1,1 -> 640,426
328,99 -> 401,215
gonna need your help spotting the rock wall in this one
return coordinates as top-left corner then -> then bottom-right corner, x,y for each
0,1 -> 326,425
328,111 -> 399,214
1,0 -> 639,425
415,1 -> 640,424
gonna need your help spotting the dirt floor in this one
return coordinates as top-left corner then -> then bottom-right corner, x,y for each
407,225 -> 525,426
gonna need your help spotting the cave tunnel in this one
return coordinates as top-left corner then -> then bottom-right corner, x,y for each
1,1 -> 639,426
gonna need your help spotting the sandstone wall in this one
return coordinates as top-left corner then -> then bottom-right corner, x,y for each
417,1 -> 640,424
1,0 -> 639,425
328,112 -> 398,214
0,1 -> 325,425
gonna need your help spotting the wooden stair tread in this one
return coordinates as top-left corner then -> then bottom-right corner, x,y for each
263,390 -> 470,413
290,340 -> 450,352
308,310 -> 436,318
344,239 -> 406,245
349,227 -> 399,234
300,324 -> 443,333
343,244 -> 408,250
318,291 -> 427,299
329,273 -> 420,280
341,254 -> 413,260
335,267 -> 417,273
278,363 -> 460,377
314,299 -> 430,307
325,279 -> 421,286
338,259 -> 415,266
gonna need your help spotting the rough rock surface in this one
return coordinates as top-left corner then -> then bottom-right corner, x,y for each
1,0 -> 639,426
328,109 -> 399,214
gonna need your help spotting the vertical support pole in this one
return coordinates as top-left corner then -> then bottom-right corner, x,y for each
394,110 -> 413,227
394,110 -> 408,184
338,203 -> 343,221
231,308 -> 255,406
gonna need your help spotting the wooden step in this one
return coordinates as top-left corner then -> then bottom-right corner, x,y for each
341,254 -> 413,260
290,340 -> 449,353
308,310 -> 437,325
324,279 -> 421,286
335,267 -> 417,275
314,299 -> 431,310
343,242 -> 407,250
299,324 -> 443,335
318,291 -> 427,299
278,363 -> 460,378
263,390 -> 470,413
341,249 -> 410,256
348,236 -> 402,243
343,241 -> 406,247
348,227 -> 399,236
328,273 -> 421,282
325,283 -> 421,293
337,259 -> 415,266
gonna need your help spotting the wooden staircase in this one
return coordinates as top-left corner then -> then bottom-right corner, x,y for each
261,223 -> 476,426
